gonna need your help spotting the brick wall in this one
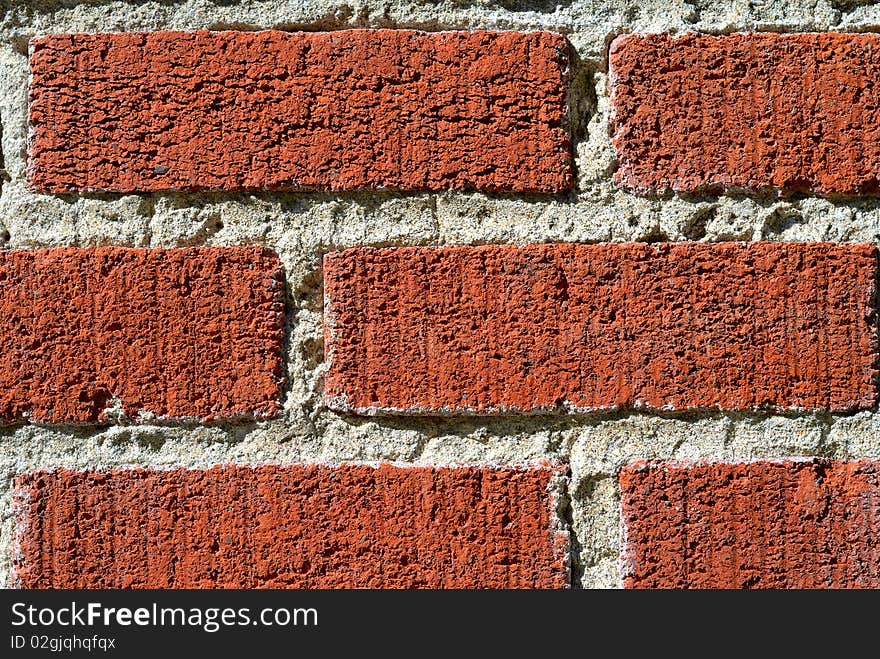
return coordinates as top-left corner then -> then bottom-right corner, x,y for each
2,1 -> 879,589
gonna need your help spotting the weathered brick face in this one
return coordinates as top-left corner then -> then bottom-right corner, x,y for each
14,465 -> 570,589
28,30 -> 572,194
611,32 -> 880,196
0,247 -> 285,423
620,460 -> 880,589
324,242 -> 877,415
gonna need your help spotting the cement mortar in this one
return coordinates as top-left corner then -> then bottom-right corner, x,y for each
2,0 -> 880,588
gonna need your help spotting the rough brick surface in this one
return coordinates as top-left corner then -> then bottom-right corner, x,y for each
324,242 -> 877,414
13,465 -> 569,589
0,247 -> 284,423
620,460 -> 880,589
28,29 -> 571,194
610,33 -> 880,196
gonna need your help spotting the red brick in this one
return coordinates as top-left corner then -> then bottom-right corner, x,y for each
13,464 -> 569,589
610,33 -> 880,195
620,460 -> 880,589
0,247 -> 284,423
28,29 -> 571,194
324,242 -> 877,414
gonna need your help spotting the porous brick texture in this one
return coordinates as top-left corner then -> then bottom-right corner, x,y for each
28,29 -> 572,194
610,33 -> 880,196
324,242 -> 877,414
0,247 -> 285,423
13,465 -> 569,589
620,460 -> 880,589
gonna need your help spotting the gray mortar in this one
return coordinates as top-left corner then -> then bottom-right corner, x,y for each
2,0 -> 880,588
